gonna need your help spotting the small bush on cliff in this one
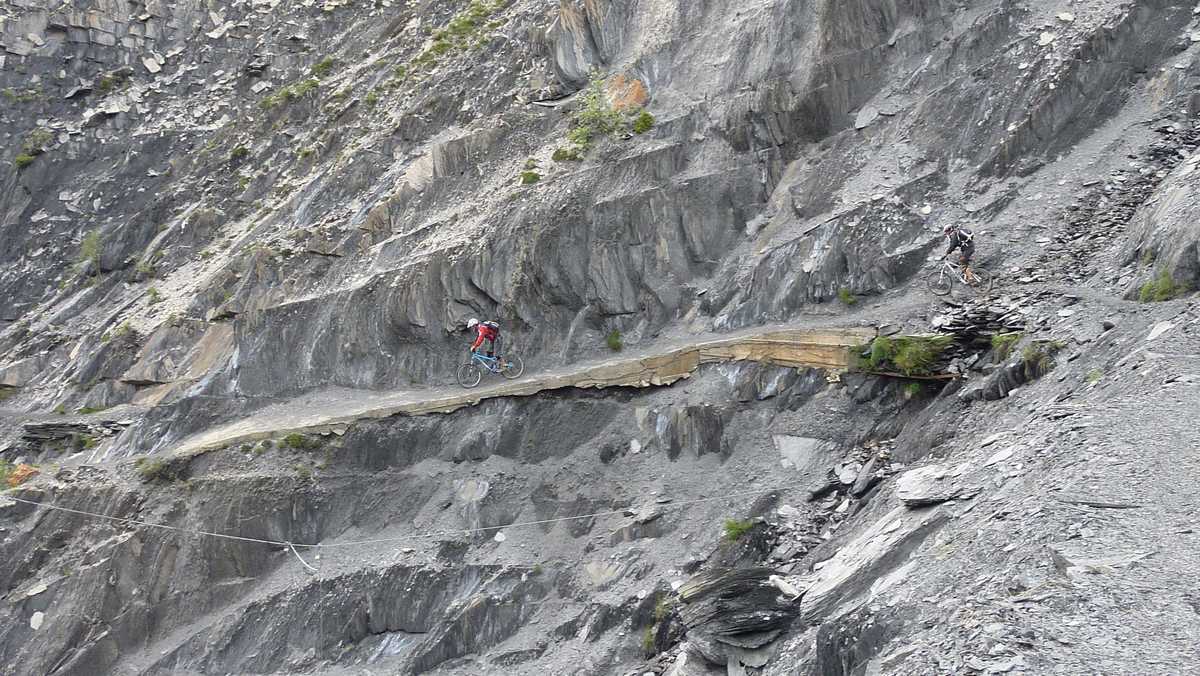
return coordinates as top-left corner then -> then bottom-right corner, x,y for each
135,458 -> 177,483
991,332 -> 1022,361
632,110 -> 655,134
1138,269 -> 1187,302
284,433 -> 321,450
78,231 -> 103,268
310,56 -> 337,78
723,518 -> 754,542
14,154 -> 35,169
867,335 -> 952,376
605,329 -> 623,352
519,171 -> 540,185
568,73 -> 626,150
837,288 -> 857,305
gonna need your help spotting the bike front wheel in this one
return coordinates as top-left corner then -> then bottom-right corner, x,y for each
926,270 -> 953,296
456,363 -> 482,389
500,355 -> 525,380
968,269 -> 994,294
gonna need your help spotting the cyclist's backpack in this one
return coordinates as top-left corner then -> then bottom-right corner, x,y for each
482,321 -> 499,331
960,228 -> 974,243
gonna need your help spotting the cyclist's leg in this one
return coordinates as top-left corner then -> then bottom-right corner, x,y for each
961,251 -> 976,283
494,335 -> 503,363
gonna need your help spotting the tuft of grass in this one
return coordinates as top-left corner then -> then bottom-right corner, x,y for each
632,110 -> 655,134
0,460 -> 10,487
283,433 -> 321,450
605,329 -> 623,352
866,336 -> 952,376
723,518 -> 755,542
641,626 -> 656,656
653,595 -> 674,623
79,434 -> 98,449
1138,268 -> 1187,302
837,288 -> 857,305
1020,341 -> 1062,379
991,332 -> 1022,361
135,260 -> 156,278
1085,368 -> 1103,384
229,146 -> 250,163
365,90 -> 379,106
310,57 -> 336,78
147,287 -> 163,304
903,382 -> 922,397
79,231 -> 103,268
53,403 -> 67,415
135,457 -> 177,483
519,171 -> 541,185
294,464 -> 313,480
552,147 -> 580,162
14,154 -> 36,169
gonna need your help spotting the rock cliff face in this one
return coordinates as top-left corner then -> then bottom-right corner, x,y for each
2,0 -> 1200,675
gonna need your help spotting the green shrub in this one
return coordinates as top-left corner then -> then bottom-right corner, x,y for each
632,110 -> 655,134
1021,341 -> 1062,379
135,457 -> 176,483
519,171 -> 540,185
1138,269 -> 1187,302
837,288 -> 857,305
79,434 -> 98,449
903,382 -> 922,397
294,464 -> 313,480
0,460 -> 10,486
1086,368 -> 1103,384
135,260 -> 156,277
605,329 -> 623,352
311,57 -> 336,78
365,90 -> 379,106
283,433 -> 321,450
14,154 -> 35,169
723,518 -> 754,542
229,146 -> 250,163
147,287 -> 163,304
568,73 -> 626,151
866,335 -> 952,376
552,147 -> 580,162
79,231 -> 103,267
23,128 -> 53,155
294,78 -> 320,96
991,332 -> 1022,361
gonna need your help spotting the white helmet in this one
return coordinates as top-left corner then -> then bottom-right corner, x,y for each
466,318 -> 479,329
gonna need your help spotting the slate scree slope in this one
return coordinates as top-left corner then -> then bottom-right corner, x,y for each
1,1 -> 1199,675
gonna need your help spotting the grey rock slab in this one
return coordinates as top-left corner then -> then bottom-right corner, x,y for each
801,505 -> 947,622
895,464 -> 975,506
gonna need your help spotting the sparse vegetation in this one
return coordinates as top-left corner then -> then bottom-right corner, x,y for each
903,382 -> 922,397
0,460 -> 10,487
1138,268 -> 1188,302
102,322 -> 133,343
79,231 -> 103,269
283,433 -> 321,450
365,90 -> 379,106
79,434 -> 98,449
76,406 -> 108,415
552,147 -> 581,162
1020,341 -> 1063,379
837,288 -> 857,305
147,287 -> 163,304
260,78 -> 320,110
723,518 -> 755,542
310,56 -> 337,78
991,332 -> 1022,361
96,71 -> 129,93
866,335 -> 953,376
53,404 -> 67,415
3,87 -> 41,103
229,146 -> 250,163
135,260 -> 156,278
253,440 -> 271,455
519,171 -> 541,185
294,464 -> 313,480
135,457 -> 177,483
642,626 -> 656,656
1086,368 -> 1104,384
567,72 -> 627,152
14,154 -> 35,169
606,329 -> 623,352
632,110 -> 655,134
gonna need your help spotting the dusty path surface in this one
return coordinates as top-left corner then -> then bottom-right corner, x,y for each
163,325 -> 878,458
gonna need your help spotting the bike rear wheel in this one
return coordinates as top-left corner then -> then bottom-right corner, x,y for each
456,363 -> 482,389
926,270 -> 953,296
500,355 -> 525,380
968,268 -> 994,294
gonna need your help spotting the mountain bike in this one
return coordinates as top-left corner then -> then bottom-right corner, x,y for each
926,258 -> 994,296
456,351 -> 525,389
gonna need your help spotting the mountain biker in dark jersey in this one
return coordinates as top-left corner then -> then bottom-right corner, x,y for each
466,318 -> 502,363
942,224 -> 977,283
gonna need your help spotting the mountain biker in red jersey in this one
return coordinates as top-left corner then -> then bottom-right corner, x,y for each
941,224 -> 977,283
466,318 -> 503,363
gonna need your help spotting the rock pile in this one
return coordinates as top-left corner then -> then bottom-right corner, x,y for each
1035,122 -> 1200,284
